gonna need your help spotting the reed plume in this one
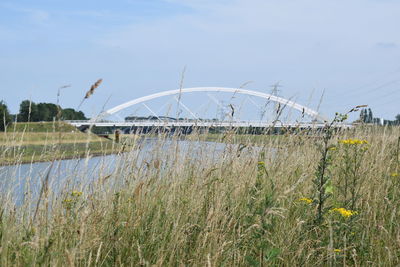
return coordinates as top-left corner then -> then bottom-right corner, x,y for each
85,79 -> 103,99
78,79 -> 103,109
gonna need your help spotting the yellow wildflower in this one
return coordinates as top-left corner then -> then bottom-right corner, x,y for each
330,208 -> 358,218
71,190 -> 83,197
298,197 -> 313,204
362,145 -> 370,151
390,172 -> 399,177
257,161 -> 265,166
339,139 -> 368,145
63,198 -> 73,203
333,249 -> 342,253
329,146 -> 337,151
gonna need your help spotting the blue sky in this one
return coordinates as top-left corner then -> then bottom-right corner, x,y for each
0,0 -> 399,120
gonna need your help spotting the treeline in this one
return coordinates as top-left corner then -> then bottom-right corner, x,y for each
360,108 -> 400,125
0,100 -> 87,131
359,108 -> 381,124
0,101 -> 12,131
17,100 -> 86,122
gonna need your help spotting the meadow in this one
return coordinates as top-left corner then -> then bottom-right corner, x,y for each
0,123 -> 399,266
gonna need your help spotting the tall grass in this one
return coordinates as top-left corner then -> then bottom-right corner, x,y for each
0,125 -> 400,266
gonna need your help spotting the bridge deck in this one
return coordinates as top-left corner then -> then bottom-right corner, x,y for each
66,120 -> 352,129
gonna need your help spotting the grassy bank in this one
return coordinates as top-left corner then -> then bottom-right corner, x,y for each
1,126 -> 400,265
6,121 -> 79,133
0,122 -> 119,164
0,142 -> 119,165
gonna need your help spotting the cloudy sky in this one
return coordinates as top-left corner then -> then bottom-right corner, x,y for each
1,0 -> 399,120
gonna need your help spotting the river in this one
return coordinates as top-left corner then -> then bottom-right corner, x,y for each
0,138 -> 243,205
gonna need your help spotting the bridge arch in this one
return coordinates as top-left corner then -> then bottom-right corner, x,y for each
101,87 -> 327,122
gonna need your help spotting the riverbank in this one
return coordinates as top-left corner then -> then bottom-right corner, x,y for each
0,142 -> 122,165
0,122 -> 121,165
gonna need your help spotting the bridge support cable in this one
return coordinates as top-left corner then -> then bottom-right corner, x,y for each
193,98 -> 213,119
173,96 -> 198,120
247,95 -> 262,109
115,113 -> 125,122
286,96 -> 302,122
142,103 -> 164,123
235,96 -> 250,122
247,96 -> 270,122
207,93 -> 239,121
243,95 -> 267,123
152,98 -> 174,118
125,106 -> 142,120
272,97 -> 293,125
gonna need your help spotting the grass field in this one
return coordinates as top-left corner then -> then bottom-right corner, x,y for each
0,122 -> 118,164
1,124 -> 400,265
6,121 -> 79,133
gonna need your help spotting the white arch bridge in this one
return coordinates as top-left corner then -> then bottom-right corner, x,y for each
66,87 -> 351,130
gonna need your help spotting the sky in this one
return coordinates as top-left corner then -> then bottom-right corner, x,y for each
0,0 -> 399,121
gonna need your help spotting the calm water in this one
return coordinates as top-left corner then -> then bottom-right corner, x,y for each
0,138 -> 238,204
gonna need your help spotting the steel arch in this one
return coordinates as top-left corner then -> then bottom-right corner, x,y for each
101,87 -> 326,122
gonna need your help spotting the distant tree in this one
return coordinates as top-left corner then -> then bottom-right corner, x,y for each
47,103 -> 60,120
18,100 -> 39,122
18,100 -> 86,121
0,101 -> 12,131
37,103 -> 59,121
60,108 -> 73,120
360,108 -> 375,124
18,100 -> 30,122
359,108 -> 373,123
396,114 -> 400,122
37,103 -> 50,121
367,108 -> 373,123
10,114 -> 18,122
75,111 -> 86,120
360,109 -> 367,123
61,108 -> 87,120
